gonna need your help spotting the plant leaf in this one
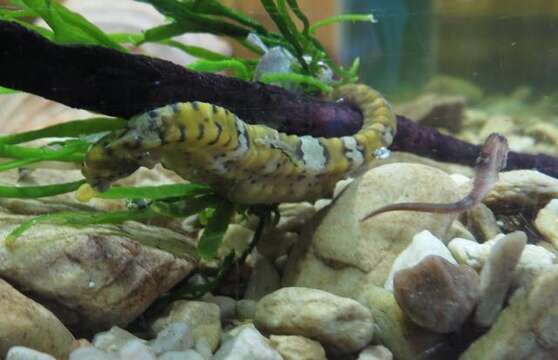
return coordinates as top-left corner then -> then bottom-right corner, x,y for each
198,200 -> 233,259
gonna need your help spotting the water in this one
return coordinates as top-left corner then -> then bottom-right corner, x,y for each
343,0 -> 558,97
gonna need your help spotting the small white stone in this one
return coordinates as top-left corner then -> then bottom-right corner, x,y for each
69,346 -> 117,360
449,233 -> 556,289
384,230 -> 457,291
213,325 -> 282,360
119,340 -> 156,360
93,326 -> 143,353
6,347 -> 56,360
148,321 -> 193,355
357,345 -> 393,360
159,350 -> 205,360
150,300 -> 221,352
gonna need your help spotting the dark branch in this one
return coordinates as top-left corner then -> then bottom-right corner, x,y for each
1,20 -> 558,178
392,116 -> 558,178
0,20 -> 361,137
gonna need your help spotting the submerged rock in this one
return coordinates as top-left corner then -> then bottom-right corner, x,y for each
150,301 -> 221,353
357,345 -> 393,360
0,278 -> 74,359
358,286 -> 448,360
393,255 -> 479,333
449,232 -> 555,290
92,326 -> 142,353
474,231 -> 526,327
255,287 -> 374,354
384,230 -> 457,291
119,340 -> 156,360
148,322 -> 194,355
6,347 -> 57,360
283,163 -> 460,298
0,217 -> 195,334
69,346 -> 116,360
213,325 -> 281,360
464,204 -> 501,243
460,266 -> 558,359
534,198 -> 558,249
484,170 -> 558,210
269,335 -> 326,360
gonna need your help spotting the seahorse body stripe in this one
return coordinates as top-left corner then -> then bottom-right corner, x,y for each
82,84 -> 396,204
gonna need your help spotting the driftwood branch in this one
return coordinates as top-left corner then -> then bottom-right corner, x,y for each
1,20 -> 558,177
0,20 -> 361,137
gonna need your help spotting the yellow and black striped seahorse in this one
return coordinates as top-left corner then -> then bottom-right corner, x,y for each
81,84 -> 396,205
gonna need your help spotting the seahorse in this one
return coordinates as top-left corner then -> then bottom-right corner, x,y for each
81,84 -> 396,205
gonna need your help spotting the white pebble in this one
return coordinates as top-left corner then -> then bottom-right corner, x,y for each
213,325 -> 282,360
69,347 -> 117,360
358,345 -> 393,360
119,340 -> 156,360
6,347 -> 56,360
449,233 -> 556,289
159,350 -> 205,360
149,322 -> 193,355
93,326 -> 143,353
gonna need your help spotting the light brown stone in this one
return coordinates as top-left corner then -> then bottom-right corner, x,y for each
0,279 -> 74,359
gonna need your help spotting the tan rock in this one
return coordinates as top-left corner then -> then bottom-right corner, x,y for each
0,278 -> 74,359
283,163 -> 460,298
460,266 -> 558,359
151,301 -> 221,352
474,231 -> 526,327
255,287 -> 374,354
358,286 -> 447,360
464,204 -> 500,242
447,220 -> 476,241
394,255 -> 479,333
449,233 -> 556,290
484,170 -> 558,210
0,217 -> 195,333
534,199 -> 558,249
269,335 -> 326,360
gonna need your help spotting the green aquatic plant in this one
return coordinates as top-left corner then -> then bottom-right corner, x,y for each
0,0 -> 375,296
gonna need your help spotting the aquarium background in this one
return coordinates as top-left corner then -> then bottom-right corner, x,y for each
343,0 -> 558,99
229,0 -> 558,99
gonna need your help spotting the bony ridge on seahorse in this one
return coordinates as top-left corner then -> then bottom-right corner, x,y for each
79,84 -> 396,205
